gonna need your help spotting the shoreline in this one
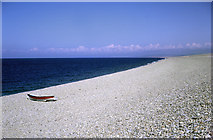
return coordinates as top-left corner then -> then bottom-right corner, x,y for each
2,57 -> 164,97
2,57 -> 164,96
1,54 -> 212,138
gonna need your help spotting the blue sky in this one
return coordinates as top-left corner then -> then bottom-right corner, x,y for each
2,2 -> 211,58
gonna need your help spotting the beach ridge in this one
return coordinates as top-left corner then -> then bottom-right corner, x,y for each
1,54 -> 212,138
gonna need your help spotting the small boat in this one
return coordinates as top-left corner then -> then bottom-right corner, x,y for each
27,94 -> 57,101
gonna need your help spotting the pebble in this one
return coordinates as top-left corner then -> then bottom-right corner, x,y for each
2,54 -> 211,138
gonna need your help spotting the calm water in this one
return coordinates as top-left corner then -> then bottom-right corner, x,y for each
2,58 -> 163,96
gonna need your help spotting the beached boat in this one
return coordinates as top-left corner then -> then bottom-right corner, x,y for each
27,94 -> 57,101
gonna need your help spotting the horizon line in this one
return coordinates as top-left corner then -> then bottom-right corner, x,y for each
1,56 -> 165,59
2,52 -> 211,59
2,0 -> 212,2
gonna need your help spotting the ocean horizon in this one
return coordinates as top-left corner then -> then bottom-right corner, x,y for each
2,58 -> 163,96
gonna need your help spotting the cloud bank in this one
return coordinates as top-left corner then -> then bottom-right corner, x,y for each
3,42 -> 211,58
44,42 -> 211,53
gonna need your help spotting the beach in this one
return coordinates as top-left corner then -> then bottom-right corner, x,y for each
1,54 -> 212,138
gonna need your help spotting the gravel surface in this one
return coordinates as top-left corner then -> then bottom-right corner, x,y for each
1,54 -> 212,138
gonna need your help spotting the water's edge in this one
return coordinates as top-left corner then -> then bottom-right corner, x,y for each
2,58 -> 164,96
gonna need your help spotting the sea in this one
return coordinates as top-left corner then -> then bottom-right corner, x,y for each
2,58 -> 163,96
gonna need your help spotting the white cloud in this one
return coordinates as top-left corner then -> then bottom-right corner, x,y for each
204,42 -> 211,46
185,43 -> 201,48
105,44 -> 115,49
76,46 -> 87,52
48,46 -> 88,53
146,43 -> 160,49
186,43 -> 191,47
30,48 -> 38,51
192,43 -> 201,48
45,42 -> 210,55
102,44 -> 144,52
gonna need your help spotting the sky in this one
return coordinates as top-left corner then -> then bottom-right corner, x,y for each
2,2 -> 212,58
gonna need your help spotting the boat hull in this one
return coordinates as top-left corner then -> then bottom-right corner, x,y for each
27,94 -> 57,101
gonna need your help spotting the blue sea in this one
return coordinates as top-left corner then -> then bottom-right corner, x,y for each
2,58 -> 163,96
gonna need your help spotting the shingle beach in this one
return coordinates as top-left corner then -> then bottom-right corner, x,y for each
1,54 -> 212,138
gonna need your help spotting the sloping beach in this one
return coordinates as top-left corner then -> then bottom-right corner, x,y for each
1,54 -> 212,138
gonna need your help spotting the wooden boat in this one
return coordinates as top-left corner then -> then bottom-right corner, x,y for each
27,94 -> 57,101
